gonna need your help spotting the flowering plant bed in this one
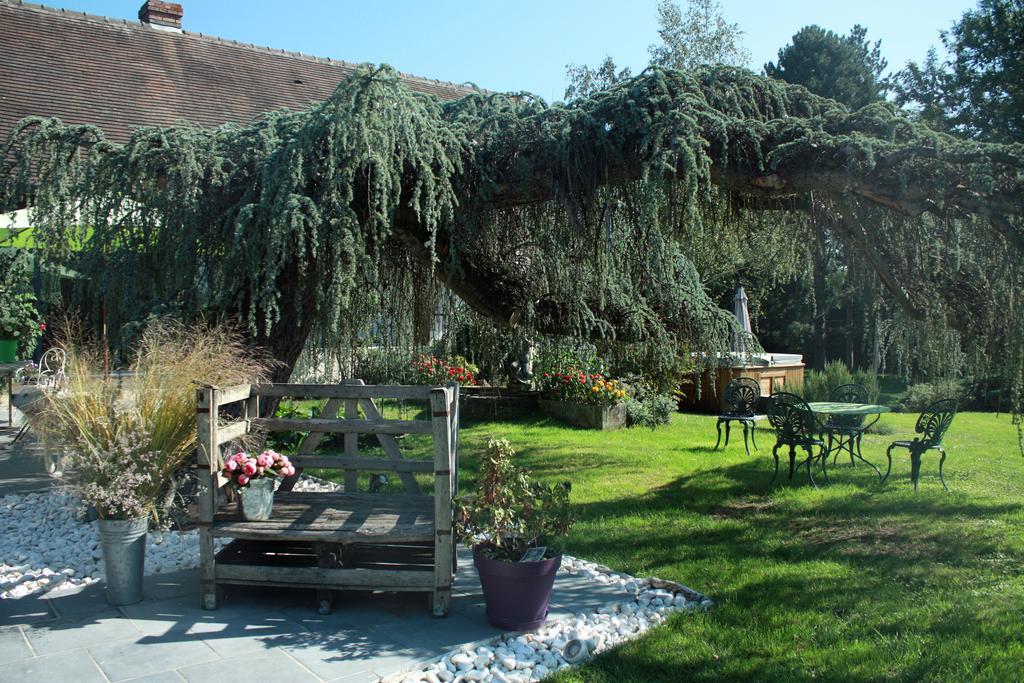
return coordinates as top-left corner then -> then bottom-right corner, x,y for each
411,353 -> 479,386
536,368 -> 628,429
537,369 -> 628,405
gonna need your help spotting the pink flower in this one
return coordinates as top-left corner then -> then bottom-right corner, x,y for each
242,461 -> 257,476
284,466 -> 296,476
256,453 -> 272,468
225,460 -> 238,472
231,452 -> 246,463
237,474 -> 250,486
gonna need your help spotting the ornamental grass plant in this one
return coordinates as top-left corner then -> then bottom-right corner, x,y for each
39,319 -> 270,522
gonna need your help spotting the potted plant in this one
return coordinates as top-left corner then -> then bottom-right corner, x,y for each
0,294 -> 43,363
37,320 -> 270,605
455,438 -> 572,631
62,431 -> 163,605
222,449 -> 295,521
537,368 -> 629,430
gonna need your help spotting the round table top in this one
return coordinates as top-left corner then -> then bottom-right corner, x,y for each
807,401 -> 891,416
0,360 -> 32,373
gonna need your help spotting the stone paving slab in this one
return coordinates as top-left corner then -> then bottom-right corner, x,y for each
178,650 -> 319,683
0,624 -> 33,662
0,547 -> 704,682
0,646 -> 108,683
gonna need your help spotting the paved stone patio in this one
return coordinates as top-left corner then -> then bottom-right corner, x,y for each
0,545 -> 634,682
0,399 -> 700,682
0,418 -> 631,682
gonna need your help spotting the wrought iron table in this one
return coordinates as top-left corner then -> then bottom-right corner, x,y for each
0,361 -> 31,428
808,402 -> 890,479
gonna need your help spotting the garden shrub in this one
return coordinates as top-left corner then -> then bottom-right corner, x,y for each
625,393 -> 677,429
351,347 -> 417,385
801,360 -> 880,403
896,379 -> 968,413
0,251 -> 43,356
622,374 -> 677,428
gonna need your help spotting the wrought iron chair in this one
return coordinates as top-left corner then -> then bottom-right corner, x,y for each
714,377 -> 761,455
767,392 -> 828,487
11,347 -> 67,443
882,399 -> 958,492
822,383 -> 882,480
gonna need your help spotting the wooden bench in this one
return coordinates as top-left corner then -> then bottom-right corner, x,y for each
196,380 -> 458,616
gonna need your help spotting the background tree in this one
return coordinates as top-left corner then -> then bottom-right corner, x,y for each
765,24 -> 888,109
648,0 -> 750,70
564,57 -> 632,101
565,0 -> 747,100
894,0 -> 1023,143
763,24 -> 890,369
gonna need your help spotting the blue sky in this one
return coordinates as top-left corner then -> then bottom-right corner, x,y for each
48,1 -> 974,102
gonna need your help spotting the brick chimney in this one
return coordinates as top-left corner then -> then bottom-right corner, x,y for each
138,1 -> 183,32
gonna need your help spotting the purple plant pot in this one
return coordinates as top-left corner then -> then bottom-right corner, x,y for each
473,546 -> 562,631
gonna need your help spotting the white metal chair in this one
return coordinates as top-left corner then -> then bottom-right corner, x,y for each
11,347 -> 66,443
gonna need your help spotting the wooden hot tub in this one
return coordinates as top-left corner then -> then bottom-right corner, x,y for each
678,353 -> 805,413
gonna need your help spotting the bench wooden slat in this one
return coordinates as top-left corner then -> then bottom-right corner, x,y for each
288,455 -> 433,472
252,417 -> 433,435
216,564 -> 435,589
252,384 -> 434,400
212,492 -> 434,544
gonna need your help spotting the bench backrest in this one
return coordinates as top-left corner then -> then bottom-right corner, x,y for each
196,380 -> 459,498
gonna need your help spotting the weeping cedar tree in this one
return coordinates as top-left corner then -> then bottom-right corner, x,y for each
1,65 -> 1023,418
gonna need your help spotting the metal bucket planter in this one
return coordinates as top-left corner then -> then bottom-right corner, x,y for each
97,517 -> 148,606
239,477 -> 275,521
473,546 -> 561,631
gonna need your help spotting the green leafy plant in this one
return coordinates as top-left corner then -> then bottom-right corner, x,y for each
0,251 -> 43,355
454,437 -> 572,562
896,379 -> 968,413
621,373 -> 677,428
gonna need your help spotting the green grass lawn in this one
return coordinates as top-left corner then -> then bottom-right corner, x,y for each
448,411 -> 1024,682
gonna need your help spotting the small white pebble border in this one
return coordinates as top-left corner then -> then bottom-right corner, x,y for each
385,557 -> 713,683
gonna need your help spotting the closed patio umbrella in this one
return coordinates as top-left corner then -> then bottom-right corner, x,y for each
731,285 -> 753,354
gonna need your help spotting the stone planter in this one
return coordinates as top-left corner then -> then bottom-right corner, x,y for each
239,477 -> 275,521
539,399 -> 626,430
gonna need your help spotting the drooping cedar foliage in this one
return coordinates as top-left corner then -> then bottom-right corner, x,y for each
1,65 -> 1022,417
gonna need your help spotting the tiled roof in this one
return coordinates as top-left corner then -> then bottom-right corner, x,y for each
0,1 -> 474,144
